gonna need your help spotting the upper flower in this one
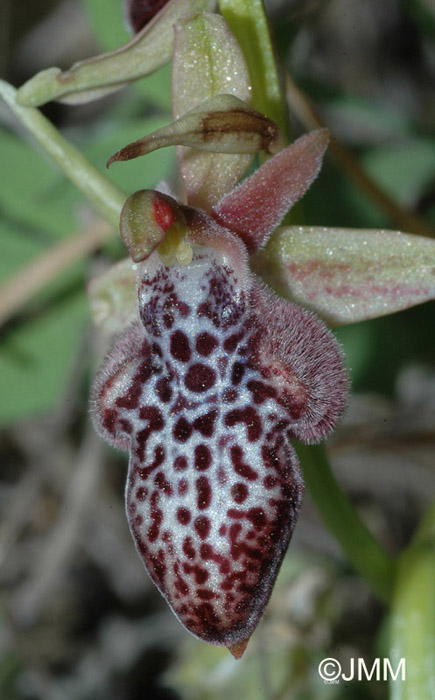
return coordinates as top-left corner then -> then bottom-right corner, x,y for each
90,124 -> 348,655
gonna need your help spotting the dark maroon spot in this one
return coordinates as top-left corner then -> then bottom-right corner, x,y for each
178,478 -> 188,495
102,408 -> 117,436
173,416 -> 192,442
199,543 -> 213,560
198,543 -> 230,573
196,476 -> 212,510
247,379 -> 277,404
177,507 -> 191,525
227,508 -> 244,520
193,410 -> 217,436
225,406 -> 262,441
183,536 -> 195,559
223,331 -> 244,353
197,602 -> 220,626
174,455 -> 188,471
116,360 -> 152,410
154,471 -> 173,496
155,376 -> 172,402
175,576 -> 189,595
194,566 -> 209,584
135,486 -> 147,502
247,507 -> 267,530
147,492 -> 163,542
185,363 -> 216,393
231,362 -> 245,385
197,589 -> 216,600
219,524 -> 227,537
230,445 -> 258,481
119,418 -> 132,433
149,553 -> 166,585
261,443 -> 280,470
194,444 -> 212,471
231,482 -> 248,504
172,295 -> 190,318
138,444 -> 165,480
242,544 -> 263,561
183,562 -> 209,584
228,522 -> 243,559
196,332 -> 218,356
194,515 -> 211,540
264,474 -> 278,489
170,329 -> 191,362
136,406 -> 164,460
134,514 -> 143,526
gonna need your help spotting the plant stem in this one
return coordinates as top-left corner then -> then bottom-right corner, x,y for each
295,443 -> 396,603
0,79 -> 125,227
219,0 -> 289,143
389,502 -> 435,700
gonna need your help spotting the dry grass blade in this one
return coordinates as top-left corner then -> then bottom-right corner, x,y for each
0,219 -> 115,327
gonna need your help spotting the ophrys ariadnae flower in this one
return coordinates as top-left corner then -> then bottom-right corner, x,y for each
90,128 -> 348,657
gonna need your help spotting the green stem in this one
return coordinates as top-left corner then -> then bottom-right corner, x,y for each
0,80 -> 125,227
219,0 -> 289,142
389,502 -> 435,700
296,443 -> 396,603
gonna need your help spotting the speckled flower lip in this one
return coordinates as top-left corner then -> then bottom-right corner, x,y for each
91,129 -> 348,657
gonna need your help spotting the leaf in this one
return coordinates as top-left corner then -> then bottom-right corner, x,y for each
362,139 -> 435,209
0,130 -> 80,241
17,0 -> 216,106
172,12 -> 253,208
321,94 -> 412,144
0,291 -> 88,424
389,504 -> 435,700
85,116 -> 176,193
253,226 -> 435,325
81,0 -> 130,51
402,0 -> 435,44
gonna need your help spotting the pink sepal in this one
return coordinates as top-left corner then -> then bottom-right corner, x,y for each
212,130 -> 329,253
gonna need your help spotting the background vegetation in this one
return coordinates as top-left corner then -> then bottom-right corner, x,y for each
0,0 -> 434,698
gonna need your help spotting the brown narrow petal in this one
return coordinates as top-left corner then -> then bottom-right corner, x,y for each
106,95 -> 279,167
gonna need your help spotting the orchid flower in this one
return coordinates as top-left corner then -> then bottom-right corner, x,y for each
91,127 -> 348,657
86,9 -> 435,657
88,12 -> 349,658
0,0 -> 431,682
